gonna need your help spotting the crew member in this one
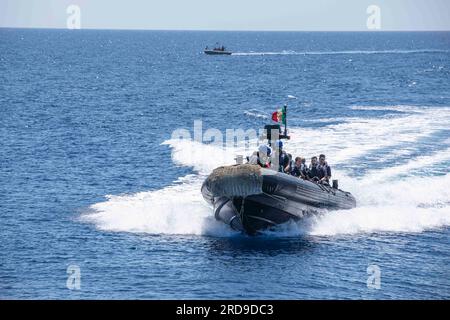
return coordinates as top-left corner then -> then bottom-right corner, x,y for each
308,156 -> 320,181
248,144 -> 272,168
317,154 -> 331,184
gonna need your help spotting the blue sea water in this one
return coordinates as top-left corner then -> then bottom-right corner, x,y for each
0,29 -> 449,299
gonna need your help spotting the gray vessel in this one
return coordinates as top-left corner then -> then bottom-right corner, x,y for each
201,164 -> 356,235
204,45 -> 232,55
204,49 -> 232,55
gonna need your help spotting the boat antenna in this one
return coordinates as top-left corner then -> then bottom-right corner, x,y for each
284,95 -> 297,138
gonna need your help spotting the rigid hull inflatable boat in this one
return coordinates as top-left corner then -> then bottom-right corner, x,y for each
201,164 -> 356,235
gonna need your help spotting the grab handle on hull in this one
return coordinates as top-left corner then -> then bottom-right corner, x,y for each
332,179 -> 339,189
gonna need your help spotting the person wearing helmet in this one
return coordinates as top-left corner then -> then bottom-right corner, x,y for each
248,144 -> 272,168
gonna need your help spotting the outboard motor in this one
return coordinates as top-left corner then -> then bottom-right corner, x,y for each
332,179 -> 339,189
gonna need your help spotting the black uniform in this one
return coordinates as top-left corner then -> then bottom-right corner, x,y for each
277,151 -> 290,173
308,164 -> 320,180
291,164 -> 307,178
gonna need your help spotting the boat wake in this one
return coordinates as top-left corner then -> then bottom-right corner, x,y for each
244,109 -> 269,120
82,105 -> 450,237
232,49 -> 450,56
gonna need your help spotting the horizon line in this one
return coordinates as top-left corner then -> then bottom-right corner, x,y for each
1,26 -> 450,32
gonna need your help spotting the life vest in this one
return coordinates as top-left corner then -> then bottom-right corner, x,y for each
308,164 -> 319,179
317,162 -> 331,179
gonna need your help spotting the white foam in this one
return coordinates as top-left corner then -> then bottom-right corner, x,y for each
311,174 -> 450,235
82,175 -> 236,236
284,106 -> 450,164
161,138 -> 241,175
244,109 -> 269,120
308,205 -> 450,236
232,49 -> 449,56
363,149 -> 450,183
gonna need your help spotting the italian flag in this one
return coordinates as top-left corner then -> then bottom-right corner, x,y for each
272,105 -> 286,124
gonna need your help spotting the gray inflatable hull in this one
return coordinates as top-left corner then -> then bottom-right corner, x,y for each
201,164 -> 356,235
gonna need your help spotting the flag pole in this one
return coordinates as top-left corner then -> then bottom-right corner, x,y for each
284,104 -> 287,137
285,95 -> 297,139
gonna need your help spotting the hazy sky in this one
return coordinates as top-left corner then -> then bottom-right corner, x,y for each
1,0 -> 449,31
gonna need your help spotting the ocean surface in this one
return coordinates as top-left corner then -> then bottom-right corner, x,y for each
1,29 -> 449,299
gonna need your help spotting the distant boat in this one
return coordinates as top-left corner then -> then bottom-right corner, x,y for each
204,45 -> 232,55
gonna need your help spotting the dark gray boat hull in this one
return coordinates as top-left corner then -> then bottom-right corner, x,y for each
204,50 -> 232,55
201,165 -> 356,235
